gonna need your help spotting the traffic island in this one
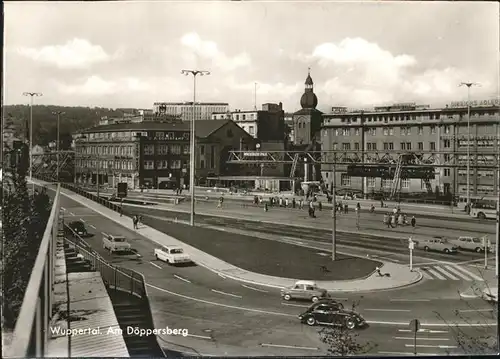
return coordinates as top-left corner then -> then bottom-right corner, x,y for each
139,215 -> 382,281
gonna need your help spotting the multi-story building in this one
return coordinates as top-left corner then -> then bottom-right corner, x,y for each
153,102 -> 229,121
284,112 -> 295,144
211,103 -> 285,141
320,99 -> 500,198
99,112 -> 181,125
74,119 -> 254,190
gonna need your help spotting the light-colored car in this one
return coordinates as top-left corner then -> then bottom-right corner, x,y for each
281,280 -> 329,303
154,245 -> 191,265
102,234 -> 131,253
420,238 -> 458,254
449,236 -> 492,253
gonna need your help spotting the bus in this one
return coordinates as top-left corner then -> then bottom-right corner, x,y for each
457,195 -> 497,212
470,198 -> 498,219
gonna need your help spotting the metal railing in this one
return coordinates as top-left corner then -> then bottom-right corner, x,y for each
63,227 -> 147,299
6,185 -> 61,358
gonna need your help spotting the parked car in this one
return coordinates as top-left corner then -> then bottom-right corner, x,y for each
102,234 -> 131,253
64,220 -> 89,237
420,237 -> 458,254
298,301 -> 366,329
154,245 -> 192,265
449,236 -> 492,253
281,280 -> 329,303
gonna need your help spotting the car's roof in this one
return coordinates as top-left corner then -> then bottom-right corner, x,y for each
163,245 -> 182,249
107,234 -> 125,238
295,280 -> 317,286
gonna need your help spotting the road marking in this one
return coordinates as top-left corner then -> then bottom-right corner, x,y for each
457,308 -> 494,313
405,344 -> 457,349
173,274 -> 191,283
394,337 -> 449,341
101,232 -> 108,236
281,303 -> 309,308
149,262 -> 162,269
186,333 -> 212,340
79,218 -> 86,223
444,265 -> 470,280
217,273 -> 226,279
61,207 -> 66,211
399,329 -> 448,333
425,267 -> 447,280
390,299 -> 430,302
89,224 -> 96,229
366,320 -> 496,327
452,265 -> 484,282
317,252 -> 329,256
69,212 -> 75,216
378,352 -> 416,356
364,309 -> 411,312
433,266 -> 459,280
242,284 -> 268,293
211,289 -> 242,298
260,343 -> 318,351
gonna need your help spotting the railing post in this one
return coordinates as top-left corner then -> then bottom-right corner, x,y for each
43,262 -> 49,355
35,300 -> 42,357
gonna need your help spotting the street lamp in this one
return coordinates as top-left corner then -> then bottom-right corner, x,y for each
459,82 -> 480,208
181,69 -> 211,226
52,111 -> 65,182
23,92 -> 42,181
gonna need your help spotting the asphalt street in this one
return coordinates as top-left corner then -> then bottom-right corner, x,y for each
43,185 -> 497,356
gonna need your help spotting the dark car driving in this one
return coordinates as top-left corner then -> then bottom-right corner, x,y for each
64,220 -> 89,237
298,301 -> 366,329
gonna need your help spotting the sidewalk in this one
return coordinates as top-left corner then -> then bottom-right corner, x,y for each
128,200 -> 491,241
125,190 -> 471,221
44,180 -> 422,293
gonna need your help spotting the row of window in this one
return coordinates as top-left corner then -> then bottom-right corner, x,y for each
143,144 -> 189,155
339,111 -> 497,124
78,145 -> 134,156
77,159 -> 134,170
333,141 -> 438,151
332,125 -> 451,137
143,160 -> 183,170
338,174 -> 412,189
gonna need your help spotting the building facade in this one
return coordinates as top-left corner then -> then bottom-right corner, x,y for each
74,119 -> 254,190
211,103 -> 285,142
153,102 -> 229,121
320,99 -> 500,198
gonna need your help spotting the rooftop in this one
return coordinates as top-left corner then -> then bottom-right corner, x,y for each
153,102 -> 229,106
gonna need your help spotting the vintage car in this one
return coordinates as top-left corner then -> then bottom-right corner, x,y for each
281,280 -> 329,303
154,245 -> 192,265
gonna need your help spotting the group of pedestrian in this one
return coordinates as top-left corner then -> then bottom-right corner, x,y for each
132,215 -> 142,229
383,208 -> 416,229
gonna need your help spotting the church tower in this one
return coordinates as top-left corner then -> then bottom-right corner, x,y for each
293,68 -> 323,146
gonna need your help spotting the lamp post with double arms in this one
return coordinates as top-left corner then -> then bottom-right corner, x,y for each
23,92 -> 42,181
181,69 -> 211,226
52,111 -> 65,182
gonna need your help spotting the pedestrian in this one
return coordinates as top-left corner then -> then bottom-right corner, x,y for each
383,213 -> 389,227
411,216 -> 416,228
380,199 -> 384,208
119,204 -> 123,217
132,215 -> 138,229
391,214 -> 397,227
264,203 -> 269,212
138,215 -> 143,228
318,201 -> 322,211
292,198 -> 296,209
217,196 -> 223,208
344,203 -> 348,214
285,198 -> 289,208
356,202 -> 361,212
299,198 -> 303,209
375,266 -> 383,276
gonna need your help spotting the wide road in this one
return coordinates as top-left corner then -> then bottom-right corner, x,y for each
123,203 -> 495,273
43,185 -> 497,356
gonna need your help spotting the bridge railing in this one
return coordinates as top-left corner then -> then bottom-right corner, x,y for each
63,226 -> 146,299
6,185 -> 61,358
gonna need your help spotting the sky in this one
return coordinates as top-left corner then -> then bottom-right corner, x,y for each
3,1 -> 499,113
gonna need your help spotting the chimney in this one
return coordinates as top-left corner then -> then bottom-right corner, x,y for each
279,102 -> 283,110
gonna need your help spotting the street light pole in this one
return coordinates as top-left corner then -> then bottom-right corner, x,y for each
332,152 -> 337,261
52,111 -> 65,183
23,92 -> 42,181
181,69 -> 211,226
459,82 -> 480,207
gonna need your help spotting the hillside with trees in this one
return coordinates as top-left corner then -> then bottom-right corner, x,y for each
2,105 -> 133,148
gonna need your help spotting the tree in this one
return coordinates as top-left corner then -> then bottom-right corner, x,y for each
318,299 -> 378,356
2,143 -> 52,329
434,271 -> 498,355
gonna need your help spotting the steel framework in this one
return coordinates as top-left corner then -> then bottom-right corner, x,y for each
32,151 -> 75,181
227,150 -> 500,168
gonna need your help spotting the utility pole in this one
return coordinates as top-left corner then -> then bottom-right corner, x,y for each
181,69 -> 211,226
332,153 -> 337,261
254,82 -> 257,111
23,92 -> 43,182
52,111 -> 64,182
97,151 -> 100,198
459,82 -> 480,207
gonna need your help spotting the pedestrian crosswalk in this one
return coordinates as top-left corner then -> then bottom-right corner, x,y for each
420,264 -> 484,281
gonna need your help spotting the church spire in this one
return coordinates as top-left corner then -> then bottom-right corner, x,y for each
305,67 -> 313,91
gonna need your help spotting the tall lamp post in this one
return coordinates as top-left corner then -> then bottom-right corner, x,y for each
181,69 -> 211,226
52,111 -> 65,182
459,82 -> 480,207
23,92 -> 43,181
